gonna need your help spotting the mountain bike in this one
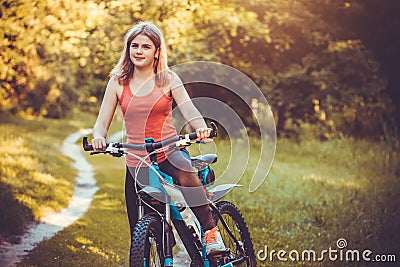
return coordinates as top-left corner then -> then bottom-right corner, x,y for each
83,122 -> 256,267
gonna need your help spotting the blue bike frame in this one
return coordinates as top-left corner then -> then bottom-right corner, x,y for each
139,162 -> 236,267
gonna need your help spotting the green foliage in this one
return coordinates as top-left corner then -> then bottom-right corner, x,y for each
0,0 -> 87,117
270,39 -> 389,140
1,0 -> 398,139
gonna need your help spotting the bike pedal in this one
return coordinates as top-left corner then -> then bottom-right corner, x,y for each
208,248 -> 230,259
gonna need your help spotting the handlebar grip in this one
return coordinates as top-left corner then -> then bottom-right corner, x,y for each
83,136 -> 94,151
188,132 -> 198,140
189,122 -> 218,140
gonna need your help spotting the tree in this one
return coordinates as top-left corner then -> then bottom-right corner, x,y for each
1,0 -> 397,140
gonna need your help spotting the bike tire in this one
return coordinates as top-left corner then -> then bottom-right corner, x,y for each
130,214 -> 164,267
213,201 -> 257,267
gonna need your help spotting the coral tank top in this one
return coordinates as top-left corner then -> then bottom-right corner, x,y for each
119,83 -> 177,167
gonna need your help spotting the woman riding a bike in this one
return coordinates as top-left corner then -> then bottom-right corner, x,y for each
91,21 -> 225,255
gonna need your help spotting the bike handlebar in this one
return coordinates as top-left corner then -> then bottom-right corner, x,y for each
82,122 -> 218,153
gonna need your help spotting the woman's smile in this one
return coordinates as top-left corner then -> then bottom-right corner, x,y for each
130,34 -> 157,68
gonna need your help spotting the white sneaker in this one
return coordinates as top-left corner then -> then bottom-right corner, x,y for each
205,226 -> 226,255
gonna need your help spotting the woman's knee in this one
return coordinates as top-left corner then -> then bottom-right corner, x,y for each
175,171 -> 202,187
164,150 -> 194,173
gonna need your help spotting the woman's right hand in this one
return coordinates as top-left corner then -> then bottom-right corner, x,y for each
91,137 -> 107,151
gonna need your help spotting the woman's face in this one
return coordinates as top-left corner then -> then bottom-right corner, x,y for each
129,34 -> 158,70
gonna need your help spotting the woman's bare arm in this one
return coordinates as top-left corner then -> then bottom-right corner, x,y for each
170,72 -> 211,140
92,78 -> 119,149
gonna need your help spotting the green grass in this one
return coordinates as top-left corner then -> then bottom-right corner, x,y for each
221,138 -> 400,266
4,114 -> 398,266
0,111 -> 94,238
20,155 -> 129,267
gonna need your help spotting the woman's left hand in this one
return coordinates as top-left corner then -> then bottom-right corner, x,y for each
196,127 -> 213,143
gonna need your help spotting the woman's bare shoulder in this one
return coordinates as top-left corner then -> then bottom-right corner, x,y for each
108,75 -> 121,86
104,76 -> 124,98
106,76 -> 123,90
167,70 -> 183,87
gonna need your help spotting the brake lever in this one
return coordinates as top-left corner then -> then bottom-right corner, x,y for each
210,121 -> 218,138
106,144 -> 125,157
110,152 -> 124,157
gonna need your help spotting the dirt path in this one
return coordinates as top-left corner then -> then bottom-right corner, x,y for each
0,129 -> 193,266
0,129 -> 98,267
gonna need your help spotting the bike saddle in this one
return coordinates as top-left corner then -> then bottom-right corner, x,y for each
191,154 -> 217,169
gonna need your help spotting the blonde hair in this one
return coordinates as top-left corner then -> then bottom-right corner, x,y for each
110,22 -> 169,87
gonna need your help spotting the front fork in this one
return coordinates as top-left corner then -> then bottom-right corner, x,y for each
164,196 -> 174,267
137,196 -> 174,267
138,197 -> 237,267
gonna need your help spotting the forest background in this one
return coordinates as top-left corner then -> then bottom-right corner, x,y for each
1,0 -> 399,142
1,0 -> 400,266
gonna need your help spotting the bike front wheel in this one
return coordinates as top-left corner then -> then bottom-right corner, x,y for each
213,201 -> 257,267
130,214 -> 164,267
